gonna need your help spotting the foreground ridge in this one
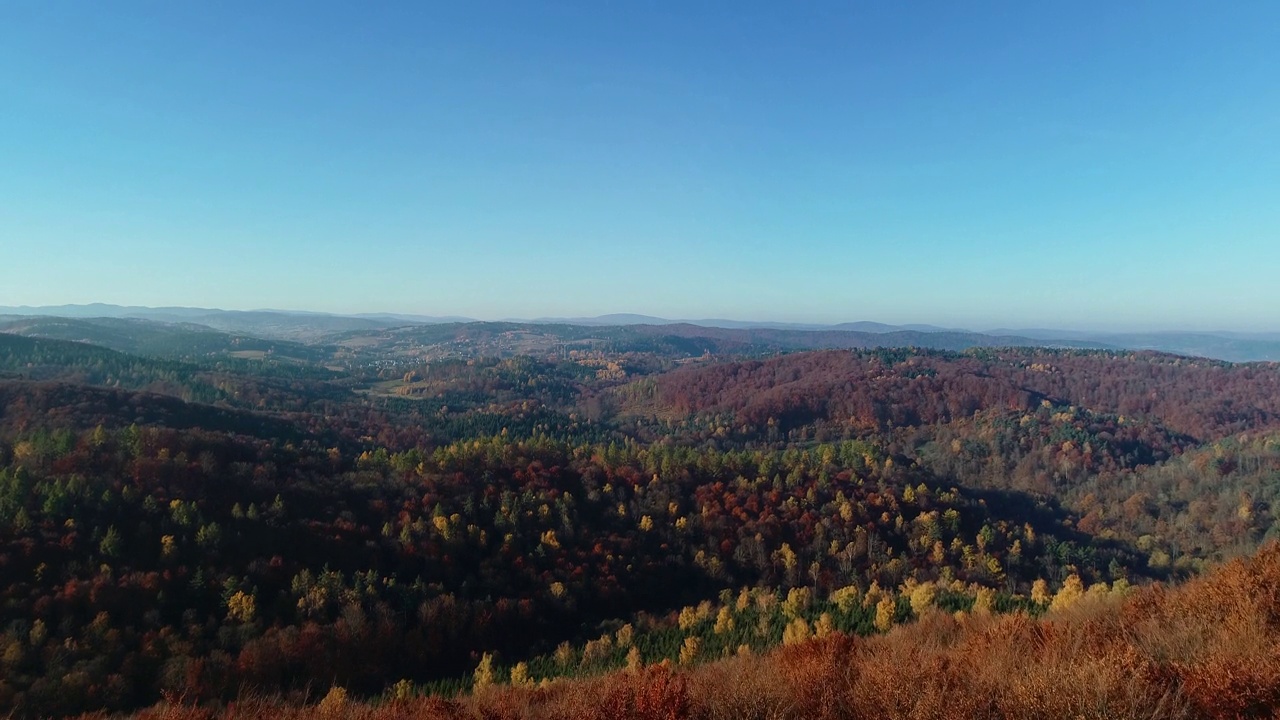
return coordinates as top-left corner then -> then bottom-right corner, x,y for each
119,543 -> 1280,720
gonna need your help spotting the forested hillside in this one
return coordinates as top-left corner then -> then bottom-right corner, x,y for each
630,348 -> 1280,440
0,336 -> 1278,717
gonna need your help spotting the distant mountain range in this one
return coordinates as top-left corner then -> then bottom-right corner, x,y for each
519,313 -> 954,333
2,304 -> 1278,362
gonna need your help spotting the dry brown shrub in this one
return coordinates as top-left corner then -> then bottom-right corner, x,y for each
685,654 -> 791,720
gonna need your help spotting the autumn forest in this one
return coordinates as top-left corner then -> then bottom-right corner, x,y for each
1,320 -> 1279,719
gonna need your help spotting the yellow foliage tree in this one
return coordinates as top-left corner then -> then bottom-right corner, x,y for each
317,686 -> 348,718
390,679 -> 415,701
909,582 -> 937,618
714,606 -> 735,634
226,590 -> 256,624
776,543 -> 798,575
616,623 -> 634,647
783,587 -> 811,618
1050,574 -> 1085,612
473,652 -> 496,690
678,606 -> 699,631
581,635 -> 614,666
554,641 -> 575,668
972,586 -> 996,616
815,612 -> 836,638
782,617 -> 812,645
160,535 -> 178,562
831,585 -> 861,613
679,636 -> 700,665
931,540 -> 947,564
433,515 -> 451,539
863,580 -> 884,609
874,596 -> 896,632
1031,578 -> 1051,606
696,600 -> 713,621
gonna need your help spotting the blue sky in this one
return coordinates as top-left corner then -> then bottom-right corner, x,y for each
2,2 -> 1277,330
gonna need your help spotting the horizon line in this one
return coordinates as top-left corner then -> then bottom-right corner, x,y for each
2,301 -> 1278,337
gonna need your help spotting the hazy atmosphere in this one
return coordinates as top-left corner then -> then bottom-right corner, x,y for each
3,2 -> 1278,330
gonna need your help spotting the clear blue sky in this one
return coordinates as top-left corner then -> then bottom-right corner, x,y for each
2,2 -> 1277,330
